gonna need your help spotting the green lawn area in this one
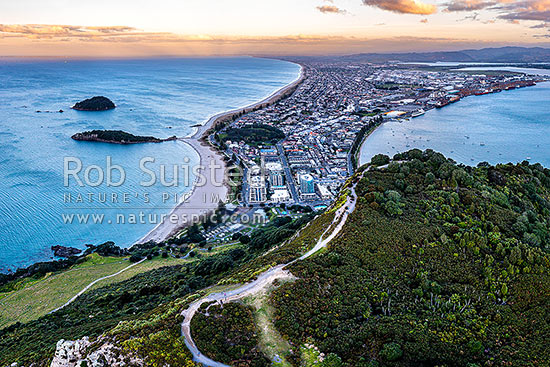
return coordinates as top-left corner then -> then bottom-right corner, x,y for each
0,254 -> 189,328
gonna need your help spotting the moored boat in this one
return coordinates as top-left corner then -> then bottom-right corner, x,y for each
411,109 -> 425,118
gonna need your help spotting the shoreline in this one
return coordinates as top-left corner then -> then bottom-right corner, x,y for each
0,60 -> 305,273
188,63 -> 305,139
358,80 -> 549,167
350,121 -> 383,170
138,62 -> 305,244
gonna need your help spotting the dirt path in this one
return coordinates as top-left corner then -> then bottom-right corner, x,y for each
181,183 -> 358,366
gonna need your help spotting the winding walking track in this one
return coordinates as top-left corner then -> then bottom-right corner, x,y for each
49,258 -> 147,314
181,182 -> 359,367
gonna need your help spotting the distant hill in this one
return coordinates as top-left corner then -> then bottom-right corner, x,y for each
282,47 -> 550,64
340,47 -> 550,63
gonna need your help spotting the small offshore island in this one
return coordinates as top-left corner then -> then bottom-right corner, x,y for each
71,130 -> 177,144
72,96 -> 116,111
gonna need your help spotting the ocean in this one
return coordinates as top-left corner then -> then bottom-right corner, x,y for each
360,81 -> 550,167
0,57 -> 300,271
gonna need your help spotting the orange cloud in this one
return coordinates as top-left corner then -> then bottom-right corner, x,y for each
362,0 -> 437,14
0,24 -> 174,41
317,5 -> 347,14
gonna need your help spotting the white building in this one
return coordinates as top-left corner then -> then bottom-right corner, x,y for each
249,176 -> 267,203
266,162 -> 285,188
316,184 -> 333,200
271,189 -> 291,203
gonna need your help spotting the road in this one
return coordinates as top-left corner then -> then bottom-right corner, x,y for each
181,178 -> 358,366
276,143 -> 300,203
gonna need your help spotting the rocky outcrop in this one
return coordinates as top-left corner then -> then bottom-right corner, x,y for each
49,337 -> 143,367
50,338 -> 90,367
51,246 -> 81,258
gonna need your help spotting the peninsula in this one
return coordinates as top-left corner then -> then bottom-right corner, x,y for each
71,130 -> 177,144
72,96 -> 115,111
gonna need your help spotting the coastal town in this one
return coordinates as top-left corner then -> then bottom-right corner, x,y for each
212,61 -> 544,210
4,0 -> 550,363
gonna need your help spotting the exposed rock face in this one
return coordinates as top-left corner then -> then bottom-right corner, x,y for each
72,96 -> 115,111
50,338 -> 90,367
51,245 -> 81,258
49,337 -> 143,367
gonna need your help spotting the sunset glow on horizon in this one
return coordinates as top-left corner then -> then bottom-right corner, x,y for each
1,0 -> 549,57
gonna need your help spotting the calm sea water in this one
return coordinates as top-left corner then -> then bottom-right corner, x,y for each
360,81 -> 550,167
0,57 -> 300,271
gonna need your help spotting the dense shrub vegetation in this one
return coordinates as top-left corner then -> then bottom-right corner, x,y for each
272,150 -> 550,367
218,124 -> 285,145
191,302 -> 269,366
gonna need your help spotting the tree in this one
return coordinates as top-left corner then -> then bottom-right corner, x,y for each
321,353 -> 343,367
371,154 -> 390,166
380,342 -> 403,362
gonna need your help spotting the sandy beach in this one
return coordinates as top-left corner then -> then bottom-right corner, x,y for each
138,63 -> 305,244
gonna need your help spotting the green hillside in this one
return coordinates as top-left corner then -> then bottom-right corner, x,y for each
271,150 -> 550,367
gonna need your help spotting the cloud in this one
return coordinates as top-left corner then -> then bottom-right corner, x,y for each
317,5 -> 347,14
420,18 -> 429,22
0,24 -> 485,57
497,0 -> 550,23
444,0 -> 497,12
361,0 -> 437,14
0,24 -> 163,40
441,0 -> 550,30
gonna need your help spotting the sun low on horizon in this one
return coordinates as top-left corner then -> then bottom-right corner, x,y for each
0,0 -> 549,57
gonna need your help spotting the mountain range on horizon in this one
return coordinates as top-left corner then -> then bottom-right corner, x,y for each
284,46 -> 550,64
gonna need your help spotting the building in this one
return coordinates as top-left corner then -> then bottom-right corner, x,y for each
316,184 -> 333,200
271,189 -> 291,203
266,162 -> 285,188
299,173 -> 315,194
249,176 -> 267,203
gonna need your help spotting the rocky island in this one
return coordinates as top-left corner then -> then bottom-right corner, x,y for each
72,96 -> 116,111
72,130 -> 177,144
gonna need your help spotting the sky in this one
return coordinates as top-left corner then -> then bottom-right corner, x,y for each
0,0 -> 549,56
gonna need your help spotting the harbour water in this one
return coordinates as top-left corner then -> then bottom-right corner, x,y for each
0,57 -> 300,271
360,81 -> 550,167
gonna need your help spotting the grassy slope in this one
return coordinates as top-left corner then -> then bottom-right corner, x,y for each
0,254 -> 189,328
